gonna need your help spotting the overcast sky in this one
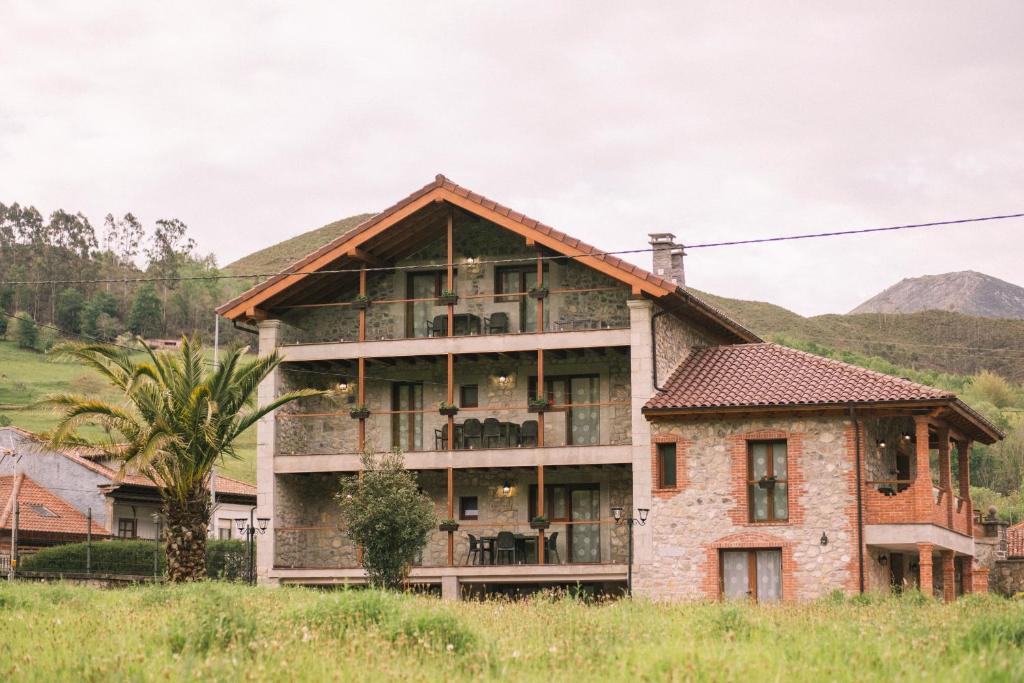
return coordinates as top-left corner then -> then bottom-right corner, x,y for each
2,2 -> 1022,316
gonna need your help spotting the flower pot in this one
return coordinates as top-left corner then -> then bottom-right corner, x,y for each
757,476 -> 777,490
439,406 -> 459,417
352,299 -> 370,310
527,404 -> 547,414
349,408 -> 370,420
529,288 -> 549,300
437,294 -> 458,305
529,520 -> 550,531
439,522 -> 459,533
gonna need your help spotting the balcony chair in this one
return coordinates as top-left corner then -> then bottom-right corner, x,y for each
484,312 -> 509,334
494,531 -> 517,565
425,314 -> 448,337
544,531 -> 561,564
519,420 -> 538,447
462,419 -> 483,449
482,418 -> 503,448
464,534 -> 491,566
434,424 -> 449,450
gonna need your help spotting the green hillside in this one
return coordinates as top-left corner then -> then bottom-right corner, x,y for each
692,289 -> 1024,382
0,341 -> 255,483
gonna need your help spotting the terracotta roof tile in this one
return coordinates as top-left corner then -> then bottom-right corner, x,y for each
646,343 -> 954,411
1008,522 -> 1024,558
0,475 -> 110,536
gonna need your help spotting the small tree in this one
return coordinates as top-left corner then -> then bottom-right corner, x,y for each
12,311 -> 38,350
80,291 -> 120,340
337,450 -> 436,589
128,283 -> 163,338
55,288 -> 85,334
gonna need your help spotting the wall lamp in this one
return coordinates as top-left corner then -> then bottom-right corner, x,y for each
502,481 -> 512,496
496,373 -> 511,386
878,554 -> 889,566
876,438 -> 887,449
820,531 -> 829,546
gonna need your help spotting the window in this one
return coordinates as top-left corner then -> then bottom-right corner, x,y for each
527,375 -> 601,446
391,382 -> 424,451
459,496 -> 479,520
747,440 -> 788,522
406,270 -> 455,338
656,442 -> 677,489
528,484 -> 601,563
459,384 -> 479,408
117,518 -> 138,539
721,549 -> 782,602
218,524 -> 232,540
495,265 -> 549,332
28,503 -> 59,518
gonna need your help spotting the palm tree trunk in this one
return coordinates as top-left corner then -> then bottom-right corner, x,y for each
164,485 -> 210,582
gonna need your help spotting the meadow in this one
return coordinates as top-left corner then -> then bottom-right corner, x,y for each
0,582 -> 1021,682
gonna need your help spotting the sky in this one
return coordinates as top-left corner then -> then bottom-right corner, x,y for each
1,2 -> 1022,316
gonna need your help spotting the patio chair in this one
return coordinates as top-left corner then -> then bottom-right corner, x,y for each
482,418 -> 503,448
465,534 -> 487,566
426,314 -> 448,337
519,420 -> 538,447
485,312 -> 509,334
544,531 -> 561,564
462,419 -> 482,449
494,531 -> 517,565
434,423 -> 450,450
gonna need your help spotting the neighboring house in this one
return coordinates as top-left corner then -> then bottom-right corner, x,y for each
1008,522 -> 1024,559
215,174 -> 1002,601
0,473 -> 111,556
0,427 -> 256,541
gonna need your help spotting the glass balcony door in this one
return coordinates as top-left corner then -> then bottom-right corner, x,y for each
391,382 -> 423,451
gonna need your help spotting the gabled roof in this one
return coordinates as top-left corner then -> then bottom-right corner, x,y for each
216,174 -> 758,343
0,474 -> 110,537
644,343 -> 1002,443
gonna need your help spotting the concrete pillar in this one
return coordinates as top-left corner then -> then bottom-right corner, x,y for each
440,574 -> 460,601
917,542 -> 934,598
256,319 -> 281,586
940,551 -> 956,602
627,299 -> 654,575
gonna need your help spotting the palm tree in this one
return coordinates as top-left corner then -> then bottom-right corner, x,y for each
45,336 -> 322,582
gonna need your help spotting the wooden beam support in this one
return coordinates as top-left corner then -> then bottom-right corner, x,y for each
447,205 -> 455,338
537,464 -> 545,566
347,247 -> 386,267
447,466 -> 454,567
358,267 -> 367,342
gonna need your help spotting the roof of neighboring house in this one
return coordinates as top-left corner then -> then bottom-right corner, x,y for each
215,174 -> 759,344
0,474 -> 110,536
644,343 -> 1002,442
1008,522 -> 1024,558
0,428 -> 256,500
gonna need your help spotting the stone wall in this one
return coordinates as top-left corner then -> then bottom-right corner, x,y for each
272,466 -> 631,569
651,306 -> 725,386
637,416 -> 858,601
989,559 -> 1024,596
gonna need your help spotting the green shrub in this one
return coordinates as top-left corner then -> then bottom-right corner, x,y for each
19,539 -> 247,579
12,311 -> 38,350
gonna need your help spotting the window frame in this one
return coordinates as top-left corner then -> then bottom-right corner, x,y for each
656,441 -> 678,489
458,495 -> 479,521
117,518 -> 138,539
459,384 -> 479,408
746,439 -> 789,523
719,548 -> 783,603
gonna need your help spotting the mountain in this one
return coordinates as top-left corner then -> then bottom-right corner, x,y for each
850,271 -> 1024,320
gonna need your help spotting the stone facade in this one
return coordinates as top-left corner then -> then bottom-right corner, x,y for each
989,559 -> 1024,596
652,305 -> 724,387
636,416 -> 858,601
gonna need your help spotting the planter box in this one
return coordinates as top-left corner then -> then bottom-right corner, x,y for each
439,522 -> 459,533
527,403 -> 551,414
529,288 -> 549,300
349,408 -> 370,420
437,295 -> 458,306
439,406 -> 459,417
757,476 -> 777,490
529,520 -> 550,531
351,299 -> 370,310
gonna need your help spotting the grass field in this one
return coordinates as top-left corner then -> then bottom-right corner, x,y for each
0,582 -> 1021,682
0,340 -> 256,483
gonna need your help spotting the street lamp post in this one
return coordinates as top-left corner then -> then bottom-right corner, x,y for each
235,508 -> 269,585
611,506 -> 649,598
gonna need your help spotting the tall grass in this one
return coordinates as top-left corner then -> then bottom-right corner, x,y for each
0,582 -> 1021,681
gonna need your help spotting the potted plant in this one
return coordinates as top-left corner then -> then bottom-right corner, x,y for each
349,404 -> 370,419
757,475 -> 777,489
438,401 -> 459,417
528,397 -> 552,413
437,288 -> 458,305
351,294 -> 371,310
439,519 -> 460,533
528,285 -> 549,300
529,515 -> 550,531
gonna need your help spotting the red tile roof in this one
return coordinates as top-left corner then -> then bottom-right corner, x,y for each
0,474 -> 110,537
646,342 -> 955,410
215,174 -> 758,343
1008,522 -> 1024,559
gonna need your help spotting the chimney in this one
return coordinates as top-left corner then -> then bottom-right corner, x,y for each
648,233 -> 685,287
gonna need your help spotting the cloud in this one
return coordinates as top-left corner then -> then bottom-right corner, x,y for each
1,1 -> 1021,315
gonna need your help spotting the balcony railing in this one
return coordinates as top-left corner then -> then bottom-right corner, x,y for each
863,479 -> 972,536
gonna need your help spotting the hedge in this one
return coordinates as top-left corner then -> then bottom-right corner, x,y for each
19,539 -> 249,580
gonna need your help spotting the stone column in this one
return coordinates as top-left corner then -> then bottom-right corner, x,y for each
256,320 -> 281,586
917,542 -> 934,598
940,551 -> 956,602
627,299 -> 654,577
441,574 -> 460,601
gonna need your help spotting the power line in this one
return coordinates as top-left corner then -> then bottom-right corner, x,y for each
0,210 -> 1020,287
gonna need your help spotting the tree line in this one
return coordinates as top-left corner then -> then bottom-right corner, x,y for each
0,202 -> 244,346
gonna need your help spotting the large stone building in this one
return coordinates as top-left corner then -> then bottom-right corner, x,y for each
216,175 -> 1001,601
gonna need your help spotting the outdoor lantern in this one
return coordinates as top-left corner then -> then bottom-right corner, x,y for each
878,554 -> 889,566
611,506 -> 623,522
876,438 -> 887,449
638,508 -> 650,523
496,373 -> 510,386
337,380 -> 349,392
502,481 -> 512,496
235,518 -> 247,534
257,517 -> 270,532
902,432 -> 913,442
465,257 -> 476,265
820,531 -> 829,546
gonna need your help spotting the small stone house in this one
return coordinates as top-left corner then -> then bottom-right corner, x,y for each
215,174 -> 1001,601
